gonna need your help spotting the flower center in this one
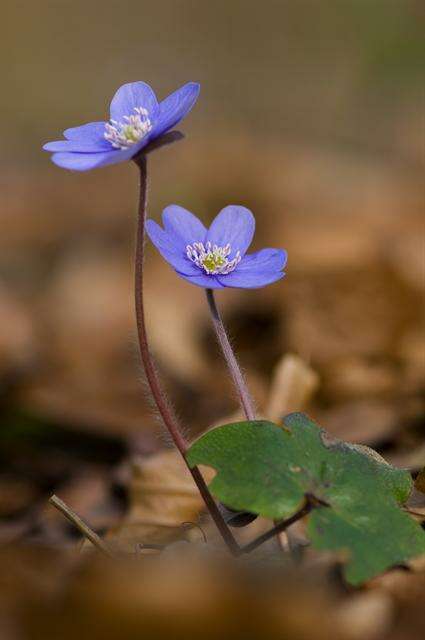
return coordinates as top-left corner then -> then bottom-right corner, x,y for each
186,242 -> 241,275
104,107 -> 152,149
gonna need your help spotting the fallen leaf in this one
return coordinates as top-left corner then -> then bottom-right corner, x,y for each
110,450 -> 212,549
265,354 -> 319,422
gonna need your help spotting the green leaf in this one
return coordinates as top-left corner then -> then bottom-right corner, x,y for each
187,413 -> 425,585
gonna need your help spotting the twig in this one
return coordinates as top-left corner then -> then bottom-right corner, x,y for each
49,494 -> 112,557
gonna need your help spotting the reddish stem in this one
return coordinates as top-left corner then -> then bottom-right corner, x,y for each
133,156 -> 240,555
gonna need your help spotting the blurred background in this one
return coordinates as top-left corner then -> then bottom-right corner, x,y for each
0,1 -> 424,638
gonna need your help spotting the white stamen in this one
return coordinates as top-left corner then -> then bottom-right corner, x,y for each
186,241 -> 241,275
104,106 -> 152,149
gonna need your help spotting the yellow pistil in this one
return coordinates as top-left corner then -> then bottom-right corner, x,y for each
202,254 -> 226,272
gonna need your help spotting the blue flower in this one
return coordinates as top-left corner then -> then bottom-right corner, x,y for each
146,205 -> 287,289
43,81 -> 200,171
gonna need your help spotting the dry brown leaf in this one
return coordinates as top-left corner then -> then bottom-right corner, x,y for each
109,450 -> 213,550
265,353 -> 319,422
414,468 -> 425,494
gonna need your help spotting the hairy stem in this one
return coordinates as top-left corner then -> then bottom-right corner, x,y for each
205,289 -> 316,554
134,156 -> 187,454
205,288 -> 256,421
133,157 -> 239,555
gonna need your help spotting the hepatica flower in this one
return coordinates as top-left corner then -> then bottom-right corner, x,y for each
146,205 -> 287,289
43,81 -> 200,170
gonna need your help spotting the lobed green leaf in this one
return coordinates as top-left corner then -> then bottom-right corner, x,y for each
187,413 -> 425,585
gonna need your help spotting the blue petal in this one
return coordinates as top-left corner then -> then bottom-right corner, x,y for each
175,272 -> 224,289
217,249 -> 287,289
110,81 -> 159,122
237,248 -> 287,271
50,147 -> 135,171
152,82 -> 200,138
145,220 -> 200,275
162,205 -> 207,250
44,139 -> 111,153
218,270 -> 284,289
206,206 -> 255,259
64,122 -> 107,142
